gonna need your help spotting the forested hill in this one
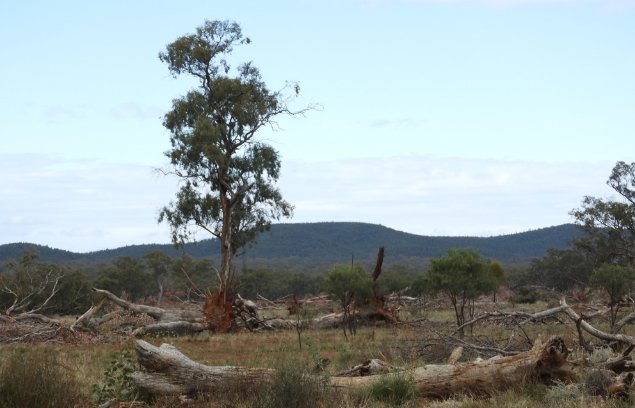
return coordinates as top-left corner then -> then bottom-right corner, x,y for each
0,222 -> 583,266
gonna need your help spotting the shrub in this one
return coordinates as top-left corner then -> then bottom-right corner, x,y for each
265,361 -> 333,408
367,374 -> 417,405
510,286 -> 539,304
0,348 -> 87,408
93,346 -> 148,404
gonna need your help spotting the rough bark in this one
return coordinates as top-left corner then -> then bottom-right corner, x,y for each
132,336 -> 574,398
132,340 -> 274,395
68,288 -> 204,336
92,288 -> 202,322
332,336 -> 575,397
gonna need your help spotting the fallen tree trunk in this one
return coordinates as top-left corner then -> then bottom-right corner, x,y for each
332,336 -> 576,397
92,288 -> 202,323
132,336 -> 575,398
68,288 -> 205,336
132,340 -> 274,395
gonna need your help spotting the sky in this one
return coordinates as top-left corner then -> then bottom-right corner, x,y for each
1,0 -> 633,252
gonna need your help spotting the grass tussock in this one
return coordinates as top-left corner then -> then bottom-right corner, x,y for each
367,374 -> 417,406
0,347 -> 89,408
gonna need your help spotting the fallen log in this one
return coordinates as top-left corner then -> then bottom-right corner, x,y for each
93,288 -> 202,323
131,340 -> 274,395
132,321 -> 207,337
69,288 -> 206,336
131,336 -> 576,398
332,336 -> 576,397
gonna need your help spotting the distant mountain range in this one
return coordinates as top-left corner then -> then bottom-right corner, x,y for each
0,222 -> 583,267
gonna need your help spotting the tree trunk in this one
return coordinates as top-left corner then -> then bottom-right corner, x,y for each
219,194 -> 233,299
132,340 -> 274,395
91,288 -> 202,323
333,336 -> 575,397
131,336 -> 575,398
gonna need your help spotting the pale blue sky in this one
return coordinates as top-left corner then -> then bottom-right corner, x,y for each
1,0 -> 633,251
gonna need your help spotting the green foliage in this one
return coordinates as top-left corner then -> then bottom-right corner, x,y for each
324,264 -> 374,306
374,265 -> 420,295
509,286 -> 540,304
265,361 -> 332,408
0,223 -> 584,268
0,348 -> 87,408
486,260 -> 506,302
336,342 -> 353,368
0,249 -> 92,315
169,254 -> 217,300
367,374 -> 417,405
238,268 -> 322,299
571,161 -> 635,268
157,19 -> 300,295
424,248 -> 498,331
94,256 -> 153,300
590,263 -> 635,329
143,251 -> 172,303
590,264 -> 635,303
323,264 -> 374,337
528,248 -> 593,292
92,347 -> 146,404
304,337 -> 329,372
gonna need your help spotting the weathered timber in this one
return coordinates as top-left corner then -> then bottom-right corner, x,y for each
132,336 -> 574,398
132,340 -> 274,395
93,288 -> 201,323
332,336 -> 574,397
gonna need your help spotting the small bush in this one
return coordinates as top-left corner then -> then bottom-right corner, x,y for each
510,287 -> 539,304
93,346 -> 148,404
367,374 -> 417,405
0,348 -> 87,408
546,381 -> 584,403
336,342 -> 352,368
583,369 -> 614,397
265,361 -> 333,408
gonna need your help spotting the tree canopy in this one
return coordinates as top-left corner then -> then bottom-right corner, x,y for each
590,263 -> 635,330
424,248 -> 501,334
323,264 -> 373,337
157,20 -> 306,297
571,161 -> 635,268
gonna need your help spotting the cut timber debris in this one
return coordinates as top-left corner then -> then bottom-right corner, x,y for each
131,336 -> 578,399
71,288 -> 206,337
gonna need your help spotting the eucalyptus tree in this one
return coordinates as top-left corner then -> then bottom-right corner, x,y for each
324,265 -> 374,338
158,20 -> 307,299
571,161 -> 635,268
590,264 -> 635,331
424,248 -> 497,335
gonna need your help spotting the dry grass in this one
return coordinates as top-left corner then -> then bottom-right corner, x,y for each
2,297 -> 635,407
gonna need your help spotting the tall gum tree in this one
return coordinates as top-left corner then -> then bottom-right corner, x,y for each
158,20 -> 308,301
571,161 -> 635,268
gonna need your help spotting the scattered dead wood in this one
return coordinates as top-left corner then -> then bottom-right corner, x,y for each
335,359 -> 404,377
64,288 -> 205,337
131,336 -> 580,399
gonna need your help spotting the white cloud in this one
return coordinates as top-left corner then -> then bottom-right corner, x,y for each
0,154 -> 177,252
279,156 -> 616,236
0,153 -> 620,252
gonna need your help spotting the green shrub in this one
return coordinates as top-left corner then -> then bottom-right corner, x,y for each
510,287 -> 539,304
0,348 -> 87,408
265,361 -> 333,408
93,346 -> 147,404
367,374 -> 416,405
